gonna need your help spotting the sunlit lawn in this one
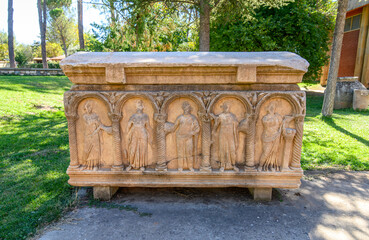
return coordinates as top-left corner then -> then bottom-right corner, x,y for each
0,76 -> 74,240
302,94 -> 369,170
0,76 -> 368,239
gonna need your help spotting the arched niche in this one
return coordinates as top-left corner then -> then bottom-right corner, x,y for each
210,96 -> 248,168
165,97 -> 202,170
76,98 -> 113,168
254,97 -> 296,167
68,93 -> 113,115
120,97 -> 155,169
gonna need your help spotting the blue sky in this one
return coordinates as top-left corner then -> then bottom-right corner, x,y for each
0,0 -> 105,44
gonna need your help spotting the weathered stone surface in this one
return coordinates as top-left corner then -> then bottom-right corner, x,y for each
60,52 -> 309,85
334,77 -> 367,109
353,89 -> 369,110
62,52 -> 308,200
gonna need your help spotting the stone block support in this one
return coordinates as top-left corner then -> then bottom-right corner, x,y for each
93,186 -> 119,201
249,188 -> 272,201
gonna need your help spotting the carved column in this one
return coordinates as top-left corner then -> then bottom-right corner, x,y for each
199,112 -> 212,172
245,113 -> 256,169
154,113 -> 167,171
109,113 -> 124,171
281,128 -> 296,171
291,115 -> 304,169
65,113 -> 79,169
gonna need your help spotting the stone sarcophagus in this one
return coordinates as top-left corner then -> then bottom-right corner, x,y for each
61,52 -> 308,200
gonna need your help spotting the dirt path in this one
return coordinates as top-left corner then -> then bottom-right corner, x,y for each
36,171 -> 369,240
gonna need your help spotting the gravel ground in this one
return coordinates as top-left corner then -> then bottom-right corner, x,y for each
36,171 -> 369,240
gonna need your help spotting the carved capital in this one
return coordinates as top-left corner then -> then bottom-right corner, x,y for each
194,91 -> 218,110
294,114 -> 305,123
154,113 -> 167,123
64,92 -> 78,104
101,92 -> 125,111
248,112 -> 257,121
108,112 -> 122,122
198,111 -> 211,122
151,92 -> 169,110
65,112 -> 79,120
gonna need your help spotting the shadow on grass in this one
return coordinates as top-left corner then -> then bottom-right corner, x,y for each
322,116 -> 369,147
302,129 -> 369,170
0,111 -> 75,240
0,76 -> 71,94
305,95 -> 324,118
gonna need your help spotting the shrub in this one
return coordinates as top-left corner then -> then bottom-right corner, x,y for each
27,61 -> 60,69
210,0 -> 336,81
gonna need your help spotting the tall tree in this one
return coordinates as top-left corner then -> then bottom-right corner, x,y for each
322,0 -> 349,117
199,0 -> 211,51
78,0 -> 85,49
92,0 -> 293,51
182,0 -> 293,51
7,0 -> 15,68
37,0 -> 48,68
109,0 -> 117,26
48,8 -> 77,57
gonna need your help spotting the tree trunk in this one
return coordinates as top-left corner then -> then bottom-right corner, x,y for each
135,13 -> 142,51
321,0 -> 349,116
110,0 -> 116,26
199,0 -> 210,51
61,34 -> 68,57
42,0 -> 48,68
7,0 -> 15,68
38,0 -> 48,69
78,0 -> 85,49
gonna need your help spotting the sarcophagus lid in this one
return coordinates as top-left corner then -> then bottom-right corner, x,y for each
61,52 -> 309,85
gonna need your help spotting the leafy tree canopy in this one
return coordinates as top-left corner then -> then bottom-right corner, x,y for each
15,44 -> 33,67
32,41 -> 64,58
46,0 -> 72,10
0,31 -> 8,60
210,0 -> 336,80
89,1 -> 197,52
47,7 -> 78,57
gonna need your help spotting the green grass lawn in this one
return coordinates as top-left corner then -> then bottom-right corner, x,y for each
303,94 -> 369,170
0,76 -> 74,240
0,76 -> 368,239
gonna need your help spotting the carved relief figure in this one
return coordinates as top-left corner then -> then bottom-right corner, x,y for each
82,101 -> 112,170
126,100 -> 153,171
167,101 -> 200,172
212,102 -> 239,172
258,102 -> 283,172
